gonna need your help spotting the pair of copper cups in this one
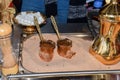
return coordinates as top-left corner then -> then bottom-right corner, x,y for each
39,38 -> 76,62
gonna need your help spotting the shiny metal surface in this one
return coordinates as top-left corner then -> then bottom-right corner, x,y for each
5,22 -> 119,80
89,0 -> 120,65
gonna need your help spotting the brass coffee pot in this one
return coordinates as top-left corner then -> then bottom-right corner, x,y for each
89,0 -> 120,65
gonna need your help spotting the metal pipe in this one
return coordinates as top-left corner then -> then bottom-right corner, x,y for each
7,70 -> 120,79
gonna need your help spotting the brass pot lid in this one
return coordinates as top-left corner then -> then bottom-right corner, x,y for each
99,0 -> 120,22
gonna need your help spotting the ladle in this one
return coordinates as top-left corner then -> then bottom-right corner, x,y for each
50,15 -> 61,39
34,16 -> 44,41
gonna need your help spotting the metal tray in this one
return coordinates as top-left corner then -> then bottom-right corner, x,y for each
6,33 -> 120,80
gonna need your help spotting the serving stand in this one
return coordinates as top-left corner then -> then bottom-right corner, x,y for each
4,11 -> 120,80
89,0 -> 120,65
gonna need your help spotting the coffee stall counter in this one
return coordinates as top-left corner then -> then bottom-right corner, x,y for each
7,32 -> 120,80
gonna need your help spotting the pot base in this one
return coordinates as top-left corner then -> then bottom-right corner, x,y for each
89,47 -> 120,65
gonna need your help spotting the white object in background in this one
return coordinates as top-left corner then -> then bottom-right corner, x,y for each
105,0 -> 111,4
15,12 -> 45,26
86,0 -> 94,3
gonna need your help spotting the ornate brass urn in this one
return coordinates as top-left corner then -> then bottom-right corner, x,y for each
89,0 -> 120,65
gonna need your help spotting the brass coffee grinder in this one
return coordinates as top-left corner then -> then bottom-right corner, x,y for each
89,0 -> 120,65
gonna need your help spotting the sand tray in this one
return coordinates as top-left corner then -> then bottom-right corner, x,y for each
21,34 -> 120,73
